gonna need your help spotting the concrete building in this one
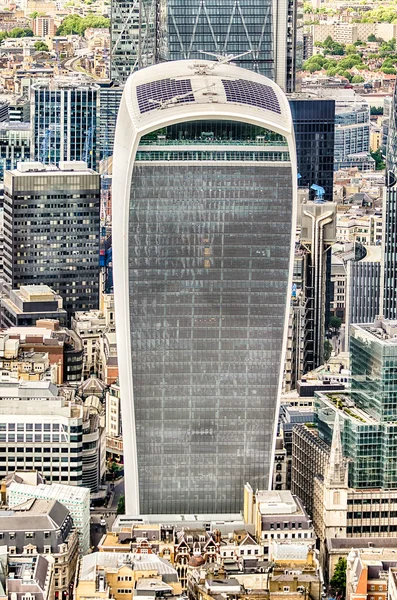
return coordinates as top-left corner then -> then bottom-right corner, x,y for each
0,322 -> 83,383
345,247 -> 381,337
96,330 -> 118,385
32,16 -> 56,37
0,284 -> 67,328
7,554 -> 54,600
243,486 -> 315,557
334,101 -> 375,172
75,552 -> 183,600
311,23 -> 397,45
298,192 -> 336,371
8,481 -> 90,555
292,424 -> 330,517
113,60 -> 297,515
388,568 -> 397,600
346,549 -> 396,600
3,161 -> 100,317
0,497 -> 78,598
105,381 -> 123,459
0,381 -> 84,486
71,311 -> 108,378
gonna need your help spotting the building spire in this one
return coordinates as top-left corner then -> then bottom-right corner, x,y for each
326,411 -> 348,487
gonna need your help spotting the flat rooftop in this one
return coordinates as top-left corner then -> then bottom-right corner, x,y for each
353,319 -> 397,344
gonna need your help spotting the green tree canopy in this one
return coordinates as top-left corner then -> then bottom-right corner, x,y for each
57,14 -> 109,35
8,27 -> 34,37
34,41 -> 49,51
351,75 -> 365,83
324,340 -> 333,363
117,495 -> 125,515
330,316 -> 342,331
371,148 -> 385,170
330,558 -> 347,595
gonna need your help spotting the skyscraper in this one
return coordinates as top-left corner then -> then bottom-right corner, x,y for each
113,60 -> 297,514
384,82 -> 397,319
289,98 -> 335,201
110,0 -> 303,90
31,80 -> 99,170
110,0 -> 157,82
3,161 -> 100,316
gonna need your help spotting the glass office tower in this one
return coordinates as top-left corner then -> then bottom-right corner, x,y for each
315,320 -> 397,489
31,80 -> 99,170
113,61 -> 297,514
110,0 -> 303,90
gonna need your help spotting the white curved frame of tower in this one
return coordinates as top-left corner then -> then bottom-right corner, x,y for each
112,59 -> 298,515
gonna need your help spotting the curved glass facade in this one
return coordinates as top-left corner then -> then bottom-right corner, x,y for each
127,121 -> 293,514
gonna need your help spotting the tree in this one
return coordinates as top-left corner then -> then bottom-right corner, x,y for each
371,148 -> 385,170
117,495 -> 125,515
351,75 -> 365,83
371,106 -> 384,115
57,14 -> 110,35
324,340 -> 333,362
34,41 -> 49,51
330,316 -> 342,332
367,33 -> 377,42
330,557 -> 347,596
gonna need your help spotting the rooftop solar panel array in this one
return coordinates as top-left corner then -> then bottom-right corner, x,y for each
222,79 -> 281,114
137,78 -> 195,114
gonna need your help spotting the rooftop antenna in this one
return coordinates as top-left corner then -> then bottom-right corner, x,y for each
198,50 -> 252,65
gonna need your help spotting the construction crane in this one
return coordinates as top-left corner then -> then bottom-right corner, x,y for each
310,183 -> 326,203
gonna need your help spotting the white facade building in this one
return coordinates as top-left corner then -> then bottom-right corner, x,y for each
8,481 -> 90,555
113,60 -> 297,515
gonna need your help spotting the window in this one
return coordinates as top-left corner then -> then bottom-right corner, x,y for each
283,587 -> 290,592
26,532 -> 34,538
9,533 -> 15,540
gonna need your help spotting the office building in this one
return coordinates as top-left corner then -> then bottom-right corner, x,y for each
110,0 -> 157,83
160,0 -> 303,91
0,323 -> 83,384
345,247 -> 381,338
313,319 -> 397,489
31,79 -> 99,170
7,555 -> 54,599
113,61 -> 297,514
297,191 -> 336,372
0,380 -> 83,485
334,101 -> 375,171
0,498 -> 79,598
384,83 -> 397,320
75,552 -> 182,599
0,122 -> 30,182
8,481 -> 90,555
110,0 -> 303,91
0,284 -> 67,328
243,486 -> 315,556
3,161 -> 100,317
98,84 -> 123,160
105,381 -> 123,459
289,98 -> 335,201
32,16 -> 56,37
